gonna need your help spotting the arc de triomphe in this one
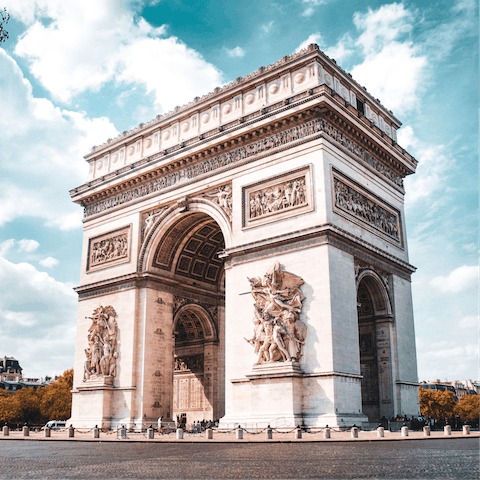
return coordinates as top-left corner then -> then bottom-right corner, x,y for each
69,44 -> 420,429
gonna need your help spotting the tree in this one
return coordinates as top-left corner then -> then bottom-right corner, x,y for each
10,388 -> 43,425
39,369 -> 74,421
454,395 -> 479,423
419,388 -> 456,421
0,8 -> 9,43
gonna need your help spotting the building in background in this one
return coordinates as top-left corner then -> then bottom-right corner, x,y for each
0,356 -> 51,392
420,379 -> 479,401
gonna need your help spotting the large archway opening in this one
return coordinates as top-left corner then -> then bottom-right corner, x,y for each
147,210 -> 226,424
357,272 -> 394,423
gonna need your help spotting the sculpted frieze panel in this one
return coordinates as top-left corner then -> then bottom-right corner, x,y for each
174,354 -> 204,372
333,172 -> 401,244
84,117 -> 403,218
203,184 -> 232,222
141,206 -> 167,241
243,167 -> 313,228
87,226 -> 131,272
83,306 -> 118,382
245,262 -> 307,365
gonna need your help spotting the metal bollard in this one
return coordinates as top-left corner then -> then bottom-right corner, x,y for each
23,426 -> 29,437
93,426 -> 100,439
176,428 -> 183,440
323,427 -> 331,439
351,427 -> 358,438
423,426 -> 430,436
68,425 -> 74,438
266,427 -> 272,440
120,425 -> 127,439
463,425 -> 470,435
444,425 -> 451,436
236,427 -> 243,440
206,428 -> 213,439
295,427 -> 302,439
3,426 -> 9,437
44,427 -> 51,438
401,426 -> 408,437
377,426 -> 384,438
147,427 -> 154,439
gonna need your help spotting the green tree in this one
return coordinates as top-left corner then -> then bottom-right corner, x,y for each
0,8 -> 9,43
419,388 -> 456,421
454,394 -> 479,423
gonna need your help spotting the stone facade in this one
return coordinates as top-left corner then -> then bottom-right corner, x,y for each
69,44 -> 420,429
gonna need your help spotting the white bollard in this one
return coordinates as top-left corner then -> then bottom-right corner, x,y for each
147,427 -> 154,439
351,427 -> 358,438
295,428 -> 302,439
323,427 -> 331,439
93,426 -> 100,439
44,427 -> 51,438
377,426 -> 384,438
236,427 -> 243,439
22,426 -> 29,437
444,425 -> 451,436
423,426 -> 430,436
463,425 -> 471,435
401,426 -> 408,437
3,426 -> 9,437
206,428 -> 213,439
176,428 -> 183,440
68,426 -> 74,438
266,428 -> 272,440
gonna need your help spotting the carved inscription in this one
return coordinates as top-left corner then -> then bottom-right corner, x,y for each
87,226 -> 131,272
334,177 -> 400,242
84,117 -> 403,218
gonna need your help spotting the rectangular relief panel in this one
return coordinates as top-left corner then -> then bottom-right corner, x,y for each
86,225 -> 132,272
331,168 -> 402,247
242,165 -> 314,229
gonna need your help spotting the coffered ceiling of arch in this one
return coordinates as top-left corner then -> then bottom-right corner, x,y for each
152,213 -> 225,285
357,277 -> 387,321
175,310 -> 205,344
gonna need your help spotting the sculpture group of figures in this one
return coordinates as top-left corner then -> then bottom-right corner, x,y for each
174,354 -> 204,372
249,178 -> 306,219
334,178 -> 399,240
245,262 -> 307,364
90,234 -> 128,267
84,305 -> 118,381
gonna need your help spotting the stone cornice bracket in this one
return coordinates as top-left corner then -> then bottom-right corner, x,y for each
177,196 -> 188,212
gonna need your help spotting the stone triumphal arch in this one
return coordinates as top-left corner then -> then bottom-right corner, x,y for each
69,44 -> 420,429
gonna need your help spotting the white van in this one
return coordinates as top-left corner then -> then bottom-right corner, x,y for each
43,421 -> 67,430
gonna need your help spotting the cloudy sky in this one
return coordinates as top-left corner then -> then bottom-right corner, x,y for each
0,0 -> 477,382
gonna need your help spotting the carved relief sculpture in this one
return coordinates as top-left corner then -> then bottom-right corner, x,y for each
141,207 -> 166,241
83,306 -> 118,381
245,262 -> 307,364
174,354 -> 204,372
334,176 -> 400,242
87,226 -> 131,272
204,184 -> 232,221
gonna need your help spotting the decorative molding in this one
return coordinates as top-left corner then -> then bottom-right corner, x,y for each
332,170 -> 402,246
83,116 -> 403,218
242,166 -> 313,229
87,225 -> 131,273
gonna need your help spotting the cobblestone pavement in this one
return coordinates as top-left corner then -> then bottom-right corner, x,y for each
0,437 -> 477,479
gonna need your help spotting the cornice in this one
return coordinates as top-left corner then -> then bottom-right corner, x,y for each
85,44 -> 401,160
72,94 -> 415,221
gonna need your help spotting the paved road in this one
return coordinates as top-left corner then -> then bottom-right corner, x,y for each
0,438 -> 477,479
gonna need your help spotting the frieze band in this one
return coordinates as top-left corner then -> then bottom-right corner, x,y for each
87,226 -> 131,272
333,176 -> 400,242
84,116 -> 403,218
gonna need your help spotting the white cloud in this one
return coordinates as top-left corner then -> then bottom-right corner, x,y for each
17,239 -> 40,253
262,21 -> 274,33
301,0 -> 331,17
458,315 -> 479,329
225,46 -> 245,58
295,33 -> 323,53
9,0 -> 223,112
430,265 -> 479,294
323,34 -> 355,62
39,256 -> 59,268
0,255 -> 77,377
0,50 -> 117,229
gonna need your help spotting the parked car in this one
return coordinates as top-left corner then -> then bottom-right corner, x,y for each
42,421 -> 67,430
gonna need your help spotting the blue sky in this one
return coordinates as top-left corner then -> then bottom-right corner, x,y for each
0,0 -> 478,382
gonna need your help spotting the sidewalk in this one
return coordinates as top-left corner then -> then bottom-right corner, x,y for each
1,428 -> 477,443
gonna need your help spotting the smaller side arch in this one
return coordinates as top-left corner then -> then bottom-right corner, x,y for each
174,304 -> 218,343
356,269 -> 392,317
